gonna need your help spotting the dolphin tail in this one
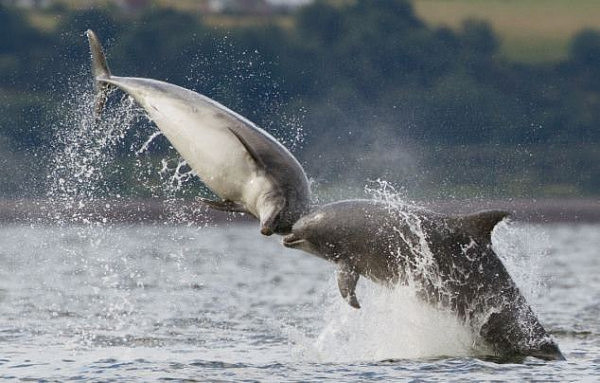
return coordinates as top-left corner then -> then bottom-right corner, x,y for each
86,29 -> 113,117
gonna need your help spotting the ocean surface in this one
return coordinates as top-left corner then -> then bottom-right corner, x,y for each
0,222 -> 598,382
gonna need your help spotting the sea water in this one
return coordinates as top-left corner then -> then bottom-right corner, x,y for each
0,222 -> 598,381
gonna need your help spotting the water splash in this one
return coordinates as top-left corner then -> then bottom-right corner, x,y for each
492,221 -> 548,304
365,179 -> 452,308
294,279 -> 479,362
189,34 -> 306,151
45,72 -> 209,224
46,78 -> 142,223
365,179 -> 548,304
43,71 -> 200,350
364,178 -> 408,205
135,130 -> 163,156
159,158 -> 196,195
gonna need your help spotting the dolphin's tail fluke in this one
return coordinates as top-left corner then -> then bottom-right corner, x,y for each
86,29 -> 112,117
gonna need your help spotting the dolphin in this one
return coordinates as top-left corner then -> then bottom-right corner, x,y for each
283,199 -> 565,361
86,29 -> 310,235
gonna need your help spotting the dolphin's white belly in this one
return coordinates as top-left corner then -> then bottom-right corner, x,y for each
128,86 -> 270,213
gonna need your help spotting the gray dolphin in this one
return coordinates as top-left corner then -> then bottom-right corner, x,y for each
283,199 -> 565,361
86,30 -> 310,235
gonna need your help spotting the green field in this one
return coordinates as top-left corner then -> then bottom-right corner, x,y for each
22,0 -> 600,63
412,0 -> 600,63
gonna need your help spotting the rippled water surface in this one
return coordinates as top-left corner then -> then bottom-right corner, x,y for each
0,223 -> 598,381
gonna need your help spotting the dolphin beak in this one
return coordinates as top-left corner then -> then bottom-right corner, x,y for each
258,196 -> 285,236
259,213 -> 277,236
261,225 -> 274,236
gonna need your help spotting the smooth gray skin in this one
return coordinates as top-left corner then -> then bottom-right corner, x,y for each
86,30 -> 310,235
283,200 -> 565,361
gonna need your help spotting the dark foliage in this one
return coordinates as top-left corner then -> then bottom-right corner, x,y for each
0,0 -> 598,197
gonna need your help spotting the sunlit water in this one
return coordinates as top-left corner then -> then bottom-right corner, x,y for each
1,222 -> 598,381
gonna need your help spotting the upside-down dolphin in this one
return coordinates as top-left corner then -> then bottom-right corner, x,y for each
283,200 -> 565,361
86,30 -> 310,235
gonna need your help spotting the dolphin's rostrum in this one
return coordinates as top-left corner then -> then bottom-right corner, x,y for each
86,29 -> 310,236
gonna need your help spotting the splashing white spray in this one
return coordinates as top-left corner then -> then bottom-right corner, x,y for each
492,221 -> 548,303
46,80 -> 142,223
305,279 -> 477,362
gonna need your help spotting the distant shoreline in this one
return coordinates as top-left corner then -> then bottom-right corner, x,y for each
1,198 -> 598,224
421,198 -> 600,223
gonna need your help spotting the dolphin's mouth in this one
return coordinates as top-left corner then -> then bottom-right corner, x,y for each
282,233 -> 306,248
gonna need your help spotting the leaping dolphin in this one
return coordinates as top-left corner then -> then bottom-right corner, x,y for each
86,29 -> 564,362
86,29 -> 310,235
283,200 -> 565,361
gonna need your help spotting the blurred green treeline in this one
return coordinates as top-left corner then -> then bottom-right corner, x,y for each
0,0 -> 598,199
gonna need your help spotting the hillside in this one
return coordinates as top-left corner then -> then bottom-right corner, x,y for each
413,0 -> 600,63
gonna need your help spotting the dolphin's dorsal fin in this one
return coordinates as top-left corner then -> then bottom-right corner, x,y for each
456,210 -> 510,241
337,261 -> 361,309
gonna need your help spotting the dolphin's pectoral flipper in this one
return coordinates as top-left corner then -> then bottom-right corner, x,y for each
337,261 -> 361,309
197,197 -> 248,213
